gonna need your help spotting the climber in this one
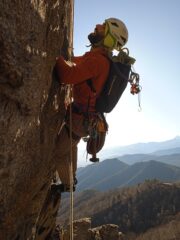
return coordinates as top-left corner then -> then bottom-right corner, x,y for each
53,18 -> 128,192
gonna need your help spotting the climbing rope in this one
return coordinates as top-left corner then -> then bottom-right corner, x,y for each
68,85 -> 74,240
68,1 -> 75,240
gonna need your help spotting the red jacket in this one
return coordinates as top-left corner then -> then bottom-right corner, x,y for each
55,48 -> 110,112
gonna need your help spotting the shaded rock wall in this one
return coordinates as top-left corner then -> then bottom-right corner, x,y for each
0,1 -> 73,239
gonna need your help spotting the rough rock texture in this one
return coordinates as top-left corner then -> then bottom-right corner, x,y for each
90,224 -> 124,240
61,218 -> 124,240
0,1 -> 73,239
62,218 -> 91,240
33,184 -> 61,240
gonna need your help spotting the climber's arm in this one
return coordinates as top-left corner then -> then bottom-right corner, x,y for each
55,56 -> 99,84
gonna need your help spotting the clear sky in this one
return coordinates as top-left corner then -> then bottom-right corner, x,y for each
73,0 -> 180,149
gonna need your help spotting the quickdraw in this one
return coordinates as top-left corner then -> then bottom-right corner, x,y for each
129,71 -> 141,95
129,71 -> 142,111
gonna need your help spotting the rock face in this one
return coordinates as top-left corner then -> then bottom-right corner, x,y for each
61,218 -> 124,240
63,218 -> 92,240
0,1 -> 73,239
90,224 -> 124,240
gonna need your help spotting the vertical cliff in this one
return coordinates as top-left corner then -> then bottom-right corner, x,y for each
0,1 -> 73,239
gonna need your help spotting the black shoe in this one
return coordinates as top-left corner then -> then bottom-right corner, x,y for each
74,177 -> 78,185
51,183 -> 75,193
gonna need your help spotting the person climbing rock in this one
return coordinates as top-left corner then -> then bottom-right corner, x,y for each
53,18 -> 129,192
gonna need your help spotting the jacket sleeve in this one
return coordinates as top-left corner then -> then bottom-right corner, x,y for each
55,56 -> 100,84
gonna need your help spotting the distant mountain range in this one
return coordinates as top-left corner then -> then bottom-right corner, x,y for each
79,136 -> 180,165
59,136 -> 180,238
58,137 -> 180,239
117,152 -> 180,166
100,136 -> 180,156
77,158 -> 180,191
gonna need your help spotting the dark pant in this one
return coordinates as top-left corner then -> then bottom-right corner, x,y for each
54,112 -> 88,186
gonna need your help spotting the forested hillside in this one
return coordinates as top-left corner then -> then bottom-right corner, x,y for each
58,180 -> 180,237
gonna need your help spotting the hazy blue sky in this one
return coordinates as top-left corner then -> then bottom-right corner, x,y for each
73,0 -> 180,148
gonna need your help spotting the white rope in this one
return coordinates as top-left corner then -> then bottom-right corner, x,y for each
66,91 -> 74,235
69,1 -> 75,240
69,94 -> 74,240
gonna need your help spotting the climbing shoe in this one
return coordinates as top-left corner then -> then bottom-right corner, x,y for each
51,183 -> 75,193
74,176 -> 78,185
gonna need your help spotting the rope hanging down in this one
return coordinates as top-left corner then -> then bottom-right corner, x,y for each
68,1 -> 75,240
68,85 -> 74,240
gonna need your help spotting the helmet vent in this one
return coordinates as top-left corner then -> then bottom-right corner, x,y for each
111,22 -> 119,27
121,36 -> 126,43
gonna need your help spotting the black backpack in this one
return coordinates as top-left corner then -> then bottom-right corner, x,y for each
87,49 -> 139,113
95,60 -> 131,113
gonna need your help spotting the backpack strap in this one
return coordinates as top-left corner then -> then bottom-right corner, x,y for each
86,52 -> 111,94
86,79 -> 96,93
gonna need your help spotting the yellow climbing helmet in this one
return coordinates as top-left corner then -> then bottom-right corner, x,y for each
104,18 -> 128,50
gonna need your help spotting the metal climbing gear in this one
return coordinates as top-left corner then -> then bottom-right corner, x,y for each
129,72 -> 141,95
129,69 -> 142,111
85,113 -> 108,162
